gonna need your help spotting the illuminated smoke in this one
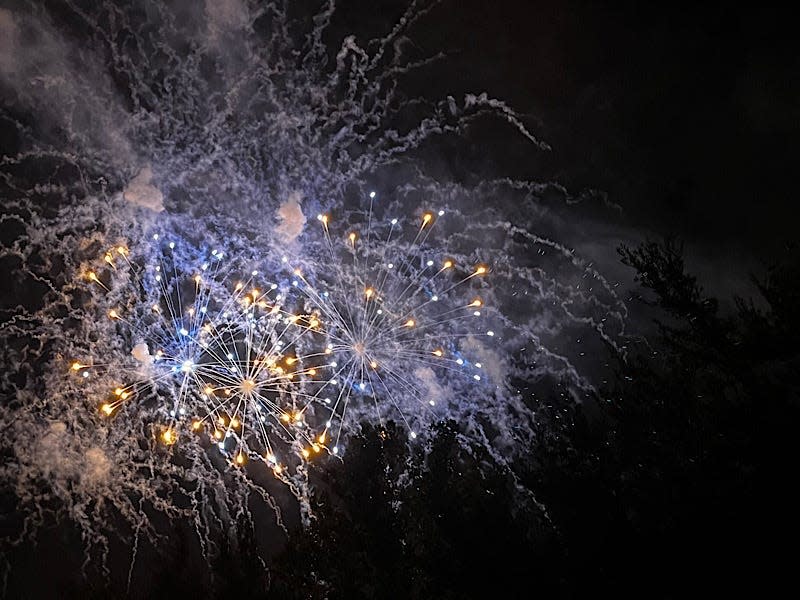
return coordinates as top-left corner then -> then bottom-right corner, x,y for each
0,0 -> 629,580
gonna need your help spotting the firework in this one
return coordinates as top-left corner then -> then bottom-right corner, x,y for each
283,195 -> 492,452
76,236 -> 333,473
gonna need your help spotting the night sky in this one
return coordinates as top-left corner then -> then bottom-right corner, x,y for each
1,1 -> 797,598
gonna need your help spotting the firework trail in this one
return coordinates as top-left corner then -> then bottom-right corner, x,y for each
0,0 -> 629,582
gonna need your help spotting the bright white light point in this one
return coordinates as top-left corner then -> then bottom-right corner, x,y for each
438,210 -> 445,216
179,408 -> 186,415
181,359 -> 193,372
331,361 -> 337,367
326,420 -> 332,428
410,431 -> 417,439
324,398 -> 331,404
473,311 -> 481,316
212,249 -> 217,255
429,400 -> 435,406
218,442 -> 225,450
252,270 -> 258,275
333,446 -> 339,454
155,266 -> 160,271
369,191 -> 376,198
317,214 -> 323,220
153,234 -> 159,240
391,218 -> 398,225
281,256 -> 287,263
359,382 -> 366,390
432,295 -> 438,302
387,263 -> 394,269
377,309 -> 383,315
473,374 -> 481,381
202,263 -> 209,271
170,410 -> 176,416
179,328 -> 188,336
456,358 -> 464,365
330,379 -> 338,385
487,330 -> 495,336
323,291 -> 329,297
292,281 -> 298,287
169,242 -> 175,249
427,260 -> 434,267
271,284 -> 277,290
155,275 -> 161,282
476,362 -> 482,368
200,307 -> 207,313
227,353 -> 234,360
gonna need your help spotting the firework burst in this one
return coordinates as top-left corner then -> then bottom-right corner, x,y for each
0,1 -> 629,586
75,236 -> 335,477
285,196 -> 493,451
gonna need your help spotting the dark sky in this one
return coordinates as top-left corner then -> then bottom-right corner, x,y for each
2,1 -> 798,595
334,0 -> 798,264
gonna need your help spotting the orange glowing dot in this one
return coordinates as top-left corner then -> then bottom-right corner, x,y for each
312,444 -> 321,453
235,452 -> 246,465
88,271 -> 98,281
349,232 -> 357,243
475,266 -> 487,275
444,260 -> 453,269
191,420 -> 202,431
161,429 -> 177,445
204,386 -> 214,395
230,417 -> 240,428
273,465 -> 283,475
433,349 -> 443,357
308,368 -> 317,376
116,246 -> 127,255
370,361 -> 378,369
194,275 -> 202,284
365,288 -> 374,298
471,299 -> 482,307
281,413 -> 290,422
108,309 -> 118,319
293,412 -> 303,423
100,403 -> 114,416
301,448 -> 310,459
71,362 -> 83,371
318,432 -> 326,444
251,289 -> 259,298
405,319 -> 415,328
213,429 -> 223,440
235,282 -> 244,291
422,212 -> 433,224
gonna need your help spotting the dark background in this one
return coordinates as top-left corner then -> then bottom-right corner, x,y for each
3,1 -> 798,597
334,0 -> 797,265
